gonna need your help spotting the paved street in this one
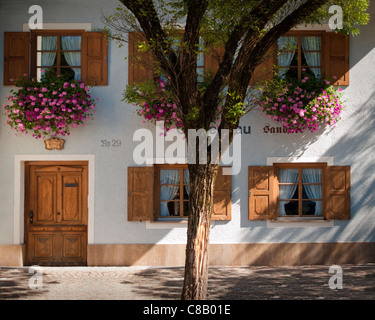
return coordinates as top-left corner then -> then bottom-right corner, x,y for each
0,264 -> 374,300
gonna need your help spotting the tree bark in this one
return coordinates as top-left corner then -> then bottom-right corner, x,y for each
181,163 -> 219,300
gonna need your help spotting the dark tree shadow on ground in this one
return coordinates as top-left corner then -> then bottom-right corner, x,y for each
125,264 -> 375,300
0,268 -> 51,300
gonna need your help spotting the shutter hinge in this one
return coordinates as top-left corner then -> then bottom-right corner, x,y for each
128,192 -> 131,196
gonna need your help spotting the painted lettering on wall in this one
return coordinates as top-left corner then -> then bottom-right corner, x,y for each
237,126 -> 251,135
263,123 -> 293,134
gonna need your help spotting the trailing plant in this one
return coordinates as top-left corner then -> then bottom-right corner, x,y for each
123,78 -> 184,132
253,72 -> 345,133
3,71 -> 96,139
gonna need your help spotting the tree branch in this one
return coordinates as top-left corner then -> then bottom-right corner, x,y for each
119,0 -> 180,83
220,0 -> 331,130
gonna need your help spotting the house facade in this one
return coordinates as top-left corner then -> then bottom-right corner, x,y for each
1,0 -> 375,267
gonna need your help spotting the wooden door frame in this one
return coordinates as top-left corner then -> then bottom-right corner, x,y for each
13,155 -> 95,251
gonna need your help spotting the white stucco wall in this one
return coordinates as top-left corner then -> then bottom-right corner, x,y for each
0,0 -> 374,246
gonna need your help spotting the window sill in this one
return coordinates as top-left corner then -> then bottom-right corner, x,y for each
267,218 -> 334,228
146,219 -> 188,229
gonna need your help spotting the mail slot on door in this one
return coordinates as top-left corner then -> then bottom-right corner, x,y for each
64,183 -> 79,187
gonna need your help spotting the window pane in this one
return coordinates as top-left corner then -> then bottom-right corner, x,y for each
61,52 -> 81,66
278,36 -> 298,51
302,68 -> 321,80
280,185 -> 298,200
160,169 -> 180,184
302,200 -> 322,215
61,36 -> 81,50
71,68 -> 81,81
183,201 -> 189,216
302,169 -> 322,183
160,186 -> 179,201
160,201 -> 180,217
279,201 -> 298,216
37,52 -> 57,67
60,67 -> 79,81
302,184 -> 322,200
183,186 -> 189,200
197,52 -> 204,67
37,36 -> 57,51
279,169 -> 299,183
279,67 -> 299,79
37,67 -> 57,80
301,52 -> 321,67
301,36 -> 321,51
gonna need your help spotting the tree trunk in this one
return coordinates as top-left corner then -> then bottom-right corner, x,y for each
181,163 -> 219,300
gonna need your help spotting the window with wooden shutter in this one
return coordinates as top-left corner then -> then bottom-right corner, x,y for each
81,32 -> 108,86
128,32 -> 155,83
4,30 -> 108,86
128,165 -> 232,222
248,166 -> 277,220
324,32 -> 349,86
248,164 -> 351,221
4,32 -> 30,85
127,167 -> 154,221
325,166 -> 350,220
212,166 -> 232,221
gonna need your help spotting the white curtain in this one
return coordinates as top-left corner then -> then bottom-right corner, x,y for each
301,36 -> 321,79
302,169 -> 322,215
61,36 -> 81,80
279,169 -> 298,215
278,36 -> 297,78
41,36 -> 57,68
160,170 -> 180,216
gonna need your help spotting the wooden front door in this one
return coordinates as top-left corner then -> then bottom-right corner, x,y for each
25,161 -> 88,266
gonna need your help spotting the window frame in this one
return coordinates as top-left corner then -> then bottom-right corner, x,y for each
275,162 -> 327,219
30,29 -> 85,81
278,30 -> 326,81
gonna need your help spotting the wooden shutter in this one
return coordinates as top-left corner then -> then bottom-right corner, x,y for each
248,166 -> 277,220
81,32 -> 108,86
249,43 -> 277,85
4,32 -> 30,85
204,46 -> 225,76
324,32 -> 349,86
212,166 -> 232,221
128,32 -> 154,83
127,167 -> 154,221
325,166 -> 350,220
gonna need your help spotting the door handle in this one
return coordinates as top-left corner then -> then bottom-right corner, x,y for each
29,211 -> 33,224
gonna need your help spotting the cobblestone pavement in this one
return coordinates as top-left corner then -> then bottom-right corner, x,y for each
0,264 -> 374,300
